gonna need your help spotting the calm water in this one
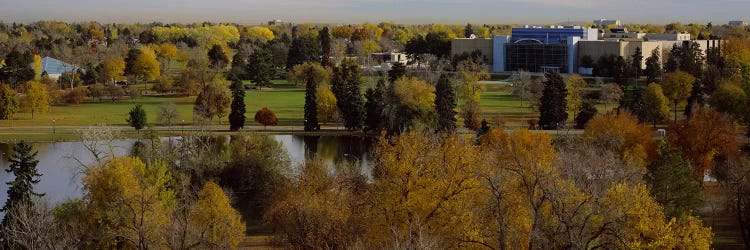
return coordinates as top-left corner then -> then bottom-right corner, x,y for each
0,135 -> 373,206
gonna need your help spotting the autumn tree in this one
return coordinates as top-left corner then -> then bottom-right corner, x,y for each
228,77 -> 246,131
584,112 -> 657,168
565,74 -> 586,119
643,83 -> 670,127
193,82 -> 231,123
83,157 -> 174,248
600,83 -> 623,111
539,72 -> 568,129
126,104 -> 147,132
513,70 -> 544,109
157,102 -> 179,134
709,82 -> 747,122
254,107 -> 278,130
289,62 -> 330,131
667,108 -> 737,183
316,85 -> 338,123
0,84 -> 19,120
366,131 -> 484,248
21,81 -> 49,118
187,181 -> 246,248
102,55 -> 126,84
131,46 -> 161,92
660,71 -> 695,121
384,76 -> 436,133
457,61 -> 487,130
435,74 -> 457,132
266,160 -> 362,249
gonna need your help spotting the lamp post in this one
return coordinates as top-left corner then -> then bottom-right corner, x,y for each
52,119 -> 56,134
181,120 -> 185,135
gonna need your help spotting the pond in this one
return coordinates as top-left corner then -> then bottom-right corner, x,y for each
0,135 -> 373,206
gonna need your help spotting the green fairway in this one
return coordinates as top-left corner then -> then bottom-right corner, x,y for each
0,87 -> 306,128
0,81 -> 617,129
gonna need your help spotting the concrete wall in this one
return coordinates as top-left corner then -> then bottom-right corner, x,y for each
451,38 -> 494,65
493,36 -> 510,72
578,40 -> 723,71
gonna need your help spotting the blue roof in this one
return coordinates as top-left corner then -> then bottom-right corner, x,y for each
41,57 -> 77,75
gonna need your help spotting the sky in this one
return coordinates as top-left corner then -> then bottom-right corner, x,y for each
0,0 -> 747,25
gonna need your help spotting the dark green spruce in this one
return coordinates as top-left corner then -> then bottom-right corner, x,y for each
229,77 -> 246,131
538,72 -> 568,130
434,74 -> 457,132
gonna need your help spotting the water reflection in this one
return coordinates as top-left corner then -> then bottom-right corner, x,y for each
0,135 -> 372,206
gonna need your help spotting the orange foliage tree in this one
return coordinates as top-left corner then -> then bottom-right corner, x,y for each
254,107 -> 278,129
583,111 -> 658,168
668,108 -> 737,183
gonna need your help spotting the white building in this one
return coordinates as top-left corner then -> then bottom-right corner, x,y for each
594,19 -> 621,27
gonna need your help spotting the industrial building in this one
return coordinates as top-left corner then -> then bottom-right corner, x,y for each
451,26 -> 721,75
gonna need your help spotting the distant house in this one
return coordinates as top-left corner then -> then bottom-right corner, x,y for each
729,20 -> 747,27
41,57 -> 77,79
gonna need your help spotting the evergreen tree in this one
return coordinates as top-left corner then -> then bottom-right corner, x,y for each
646,141 -> 702,218
574,99 -> 598,129
538,72 -> 568,129
2,141 -> 43,223
464,23 -> 474,38
364,78 -> 387,132
631,46 -> 643,80
388,62 -> 406,83
304,75 -> 319,132
228,77 -> 246,131
126,104 -> 147,131
619,85 -> 648,122
319,27 -> 332,67
434,74 -> 457,132
331,61 -> 364,130
644,47 -> 662,83
0,49 -> 35,88
287,35 -> 320,69
665,44 -> 680,73
247,43 -> 275,88
208,44 -> 229,69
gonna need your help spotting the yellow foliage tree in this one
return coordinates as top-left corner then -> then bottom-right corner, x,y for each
366,132 -> 484,248
32,54 -> 42,81
21,81 -> 49,118
565,74 -> 586,118
135,46 -> 161,82
103,55 -> 126,84
584,112 -> 657,168
316,85 -> 338,123
83,157 -> 174,249
189,181 -> 246,249
393,76 -> 435,109
245,26 -> 275,41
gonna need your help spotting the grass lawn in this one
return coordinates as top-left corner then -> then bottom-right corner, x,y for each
1,81 -> 620,130
0,87 -> 305,128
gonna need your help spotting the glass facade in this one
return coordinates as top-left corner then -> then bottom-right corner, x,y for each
511,28 -> 588,44
505,42 -> 568,72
